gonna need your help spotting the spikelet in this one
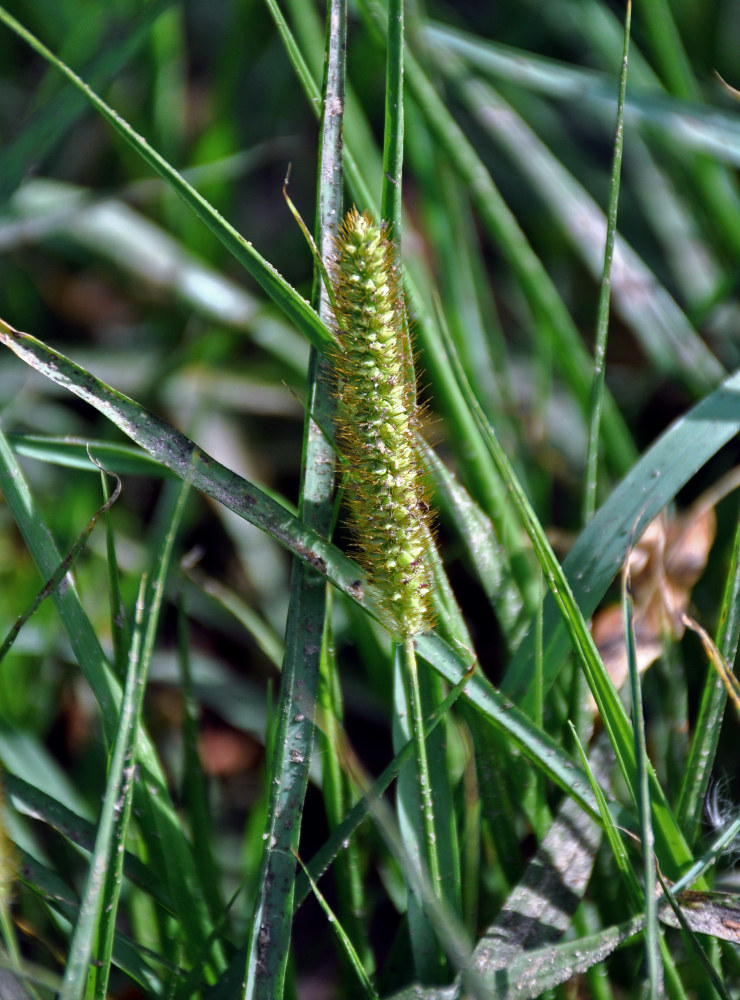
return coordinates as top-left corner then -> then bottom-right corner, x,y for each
330,208 -> 433,637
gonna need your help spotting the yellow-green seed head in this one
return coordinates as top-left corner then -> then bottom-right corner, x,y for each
330,208 -> 433,637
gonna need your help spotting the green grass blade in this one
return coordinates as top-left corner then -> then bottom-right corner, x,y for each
385,917 -> 647,1000
4,773 -> 171,910
442,67 -> 725,398
672,816 -> 740,899
0,424 -> 222,973
380,22 -> 637,475
435,313 -> 695,874
416,633 -> 605,821
0,468 -> 120,664
243,432 -> 333,997
477,916 -> 646,999
266,0 -> 378,214
677,510 -> 740,843
583,0 -> 631,524
294,851 -> 378,998
0,422 -> 122,727
17,849 -> 167,994
0,0 -> 172,203
639,0 -> 697,98
316,603 -> 374,978
381,0 -> 403,236
503,366 -> 740,712
8,434 -> 176,478
99,465 -> 130,679
176,601 -> 224,928
380,0 -> 415,396
424,525 -> 474,652
137,469 -> 227,978
421,439 -> 527,646
623,564 -> 662,996
244,0 -> 344,992
0,321 -> 374,617
295,663 -> 473,911
429,628 -> 697,897
570,727 -> 641,907
59,576 -> 146,1000
183,562 -> 284,670
425,21 -> 740,171
0,6 -> 334,354
394,638 -> 447,981
474,776 -> 602,978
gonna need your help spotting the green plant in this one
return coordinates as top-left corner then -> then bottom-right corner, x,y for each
0,1 -> 738,998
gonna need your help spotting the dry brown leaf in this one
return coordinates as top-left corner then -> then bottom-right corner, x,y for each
587,465 -> 739,714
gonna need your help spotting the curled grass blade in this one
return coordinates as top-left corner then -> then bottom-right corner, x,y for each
656,873 -> 733,1000
0,6 -> 334,354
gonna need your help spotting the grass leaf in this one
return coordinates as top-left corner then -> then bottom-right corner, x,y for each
0,6 -> 334,354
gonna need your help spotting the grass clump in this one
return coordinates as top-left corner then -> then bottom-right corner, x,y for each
0,1 -> 738,998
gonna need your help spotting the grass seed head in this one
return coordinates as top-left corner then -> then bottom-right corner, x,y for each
330,208 -> 433,637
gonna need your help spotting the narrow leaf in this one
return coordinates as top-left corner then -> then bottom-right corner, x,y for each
0,6 -> 334,353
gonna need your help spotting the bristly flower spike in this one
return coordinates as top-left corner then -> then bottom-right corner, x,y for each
330,208 -> 433,637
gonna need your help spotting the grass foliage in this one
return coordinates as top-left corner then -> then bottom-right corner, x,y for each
0,0 -> 739,997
